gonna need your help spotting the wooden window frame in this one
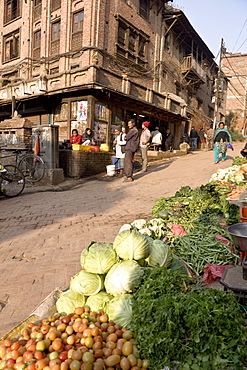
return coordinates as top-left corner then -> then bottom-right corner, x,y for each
50,20 -> 61,56
33,29 -> 41,58
3,29 -> 20,63
139,0 -> 149,19
116,16 -> 149,67
4,0 -> 20,24
71,10 -> 84,51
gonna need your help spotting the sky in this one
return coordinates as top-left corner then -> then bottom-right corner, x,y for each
171,0 -> 247,61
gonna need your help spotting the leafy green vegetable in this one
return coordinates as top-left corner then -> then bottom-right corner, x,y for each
104,260 -> 144,296
168,256 -> 191,276
86,291 -> 113,312
106,294 -> 133,328
113,230 -> 150,260
56,289 -> 86,314
152,183 -> 239,230
80,241 -> 118,274
146,239 -> 173,267
70,270 -> 104,296
132,269 -> 247,370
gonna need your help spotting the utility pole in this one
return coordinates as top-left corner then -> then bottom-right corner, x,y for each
213,38 -> 224,129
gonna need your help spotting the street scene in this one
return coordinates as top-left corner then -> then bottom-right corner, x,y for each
1,0 -> 247,368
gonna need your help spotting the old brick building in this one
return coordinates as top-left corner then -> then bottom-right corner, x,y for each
221,52 -> 247,134
0,0 -> 226,149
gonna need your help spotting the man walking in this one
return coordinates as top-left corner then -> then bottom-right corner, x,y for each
123,120 -> 139,182
140,121 -> 151,172
189,126 -> 199,150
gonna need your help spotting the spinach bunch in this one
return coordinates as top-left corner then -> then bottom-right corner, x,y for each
132,269 -> 247,370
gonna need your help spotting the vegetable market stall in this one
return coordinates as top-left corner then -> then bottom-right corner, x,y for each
1,161 -> 247,370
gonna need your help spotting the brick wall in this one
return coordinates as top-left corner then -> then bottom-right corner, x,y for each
59,150 -> 112,178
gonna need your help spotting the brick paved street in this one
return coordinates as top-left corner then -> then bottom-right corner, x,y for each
0,144 -> 243,337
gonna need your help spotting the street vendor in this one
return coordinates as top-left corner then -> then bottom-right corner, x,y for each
69,129 -> 82,145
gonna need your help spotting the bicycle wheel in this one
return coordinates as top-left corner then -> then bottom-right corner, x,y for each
1,165 -> 25,197
18,154 -> 45,183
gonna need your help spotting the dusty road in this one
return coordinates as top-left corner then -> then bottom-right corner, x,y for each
0,143 -> 243,337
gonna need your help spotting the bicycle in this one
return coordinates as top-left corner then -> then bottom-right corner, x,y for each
0,148 -> 45,183
0,163 -> 25,197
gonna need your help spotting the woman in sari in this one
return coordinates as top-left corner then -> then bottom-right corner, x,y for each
213,122 -> 232,164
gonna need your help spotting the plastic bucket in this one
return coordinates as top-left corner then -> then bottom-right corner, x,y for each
106,165 -> 115,176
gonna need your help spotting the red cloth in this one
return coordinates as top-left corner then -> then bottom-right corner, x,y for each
203,263 -> 233,284
34,135 -> 40,156
170,224 -> 187,236
70,134 -> 82,144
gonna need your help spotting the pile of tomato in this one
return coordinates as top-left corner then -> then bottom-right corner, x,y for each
0,307 -> 149,370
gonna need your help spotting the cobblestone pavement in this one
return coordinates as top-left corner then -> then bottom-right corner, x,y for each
0,143 -> 243,337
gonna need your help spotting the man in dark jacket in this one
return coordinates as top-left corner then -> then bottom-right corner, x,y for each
124,120 -> 139,182
189,126 -> 199,150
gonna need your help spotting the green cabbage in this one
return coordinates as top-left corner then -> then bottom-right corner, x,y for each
56,289 -> 86,314
86,291 -> 113,312
113,230 -> 149,260
106,294 -> 133,329
146,240 -> 173,267
70,270 -> 104,296
105,260 -> 144,296
81,242 -> 117,274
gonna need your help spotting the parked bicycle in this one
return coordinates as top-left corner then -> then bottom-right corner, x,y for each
0,148 -> 45,183
0,163 -> 25,197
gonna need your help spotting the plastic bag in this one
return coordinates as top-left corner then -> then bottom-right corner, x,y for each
203,263 -> 233,284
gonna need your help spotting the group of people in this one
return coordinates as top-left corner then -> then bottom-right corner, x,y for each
69,121 -> 236,181
113,121 -> 174,182
189,122 -> 233,164
189,125 -> 215,151
69,128 -> 95,146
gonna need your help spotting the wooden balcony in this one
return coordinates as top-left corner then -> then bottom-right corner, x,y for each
181,55 -> 205,88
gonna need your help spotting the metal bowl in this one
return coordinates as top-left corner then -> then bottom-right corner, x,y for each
227,223 -> 247,251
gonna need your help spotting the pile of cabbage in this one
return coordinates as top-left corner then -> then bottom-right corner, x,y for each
56,223 -> 181,328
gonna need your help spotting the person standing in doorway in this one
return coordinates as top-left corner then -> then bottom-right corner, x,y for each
151,126 -> 162,151
189,126 -> 199,150
140,121 -> 151,173
164,129 -> 174,152
123,120 -> 139,182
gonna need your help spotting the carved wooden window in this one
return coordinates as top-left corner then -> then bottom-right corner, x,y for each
116,17 -> 149,67
3,29 -> 20,62
71,10 -> 84,51
51,0 -> 61,12
33,30 -> 41,58
33,0 -> 42,21
51,21 -> 60,55
4,0 -> 20,24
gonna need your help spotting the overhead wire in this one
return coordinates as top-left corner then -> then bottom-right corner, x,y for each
232,18 -> 247,52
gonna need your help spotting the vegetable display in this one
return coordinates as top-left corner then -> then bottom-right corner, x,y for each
1,176 -> 247,370
0,307 -> 149,370
131,268 -> 247,370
